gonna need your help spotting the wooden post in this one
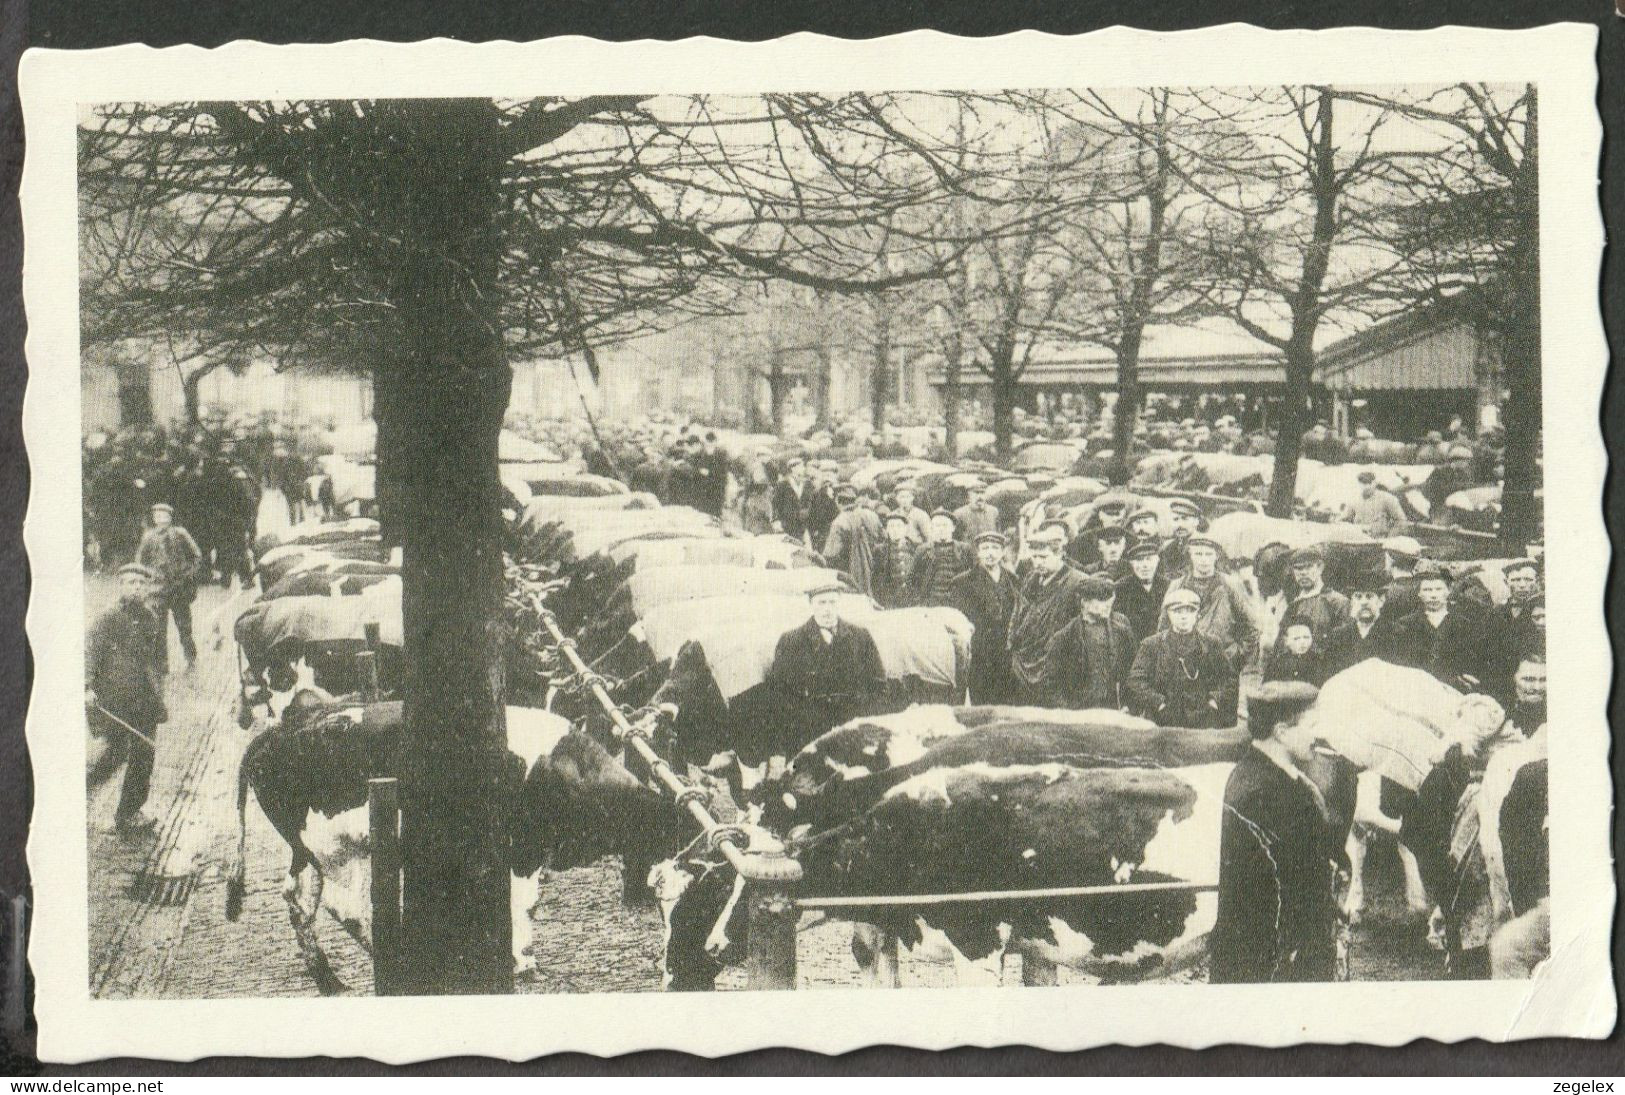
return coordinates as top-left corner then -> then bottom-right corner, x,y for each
4,895 -> 25,1034
742,852 -> 802,992
369,778 -> 403,996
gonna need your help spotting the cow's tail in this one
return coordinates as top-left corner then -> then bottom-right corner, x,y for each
224,753 -> 251,921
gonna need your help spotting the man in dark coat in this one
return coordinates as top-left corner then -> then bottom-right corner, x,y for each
1080,525 -> 1129,580
1125,586 -> 1237,728
908,511 -> 974,608
1379,535 -> 1424,621
1391,570 -> 1494,692
1158,497 -> 1203,581
770,457 -> 810,544
135,502 -> 202,668
765,584 -> 887,745
1006,523 -> 1086,704
1041,575 -> 1136,709
872,511 -> 920,609
1210,681 -> 1342,983
1114,540 -> 1168,642
699,431 -> 730,518
86,563 -> 167,833
1278,545 -> 1350,647
804,463 -> 841,551
950,531 -> 1018,705
822,486 -> 883,598
1322,572 -> 1401,675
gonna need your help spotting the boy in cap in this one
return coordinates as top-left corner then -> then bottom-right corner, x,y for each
872,510 -> 919,608
1160,534 -> 1258,675
949,531 -> 1018,704
908,510 -> 973,608
1006,521 -> 1086,704
821,485 -> 883,598
136,501 -> 203,668
1114,539 -> 1168,642
1210,681 -> 1341,983
1041,574 -> 1136,709
1345,469 -> 1407,537
85,563 -> 167,833
1125,586 -> 1237,728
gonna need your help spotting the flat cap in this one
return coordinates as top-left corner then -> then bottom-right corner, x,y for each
1093,524 -> 1129,542
883,510 -> 909,525
1162,586 -> 1202,610
806,582 -> 847,598
1079,575 -> 1117,601
1502,557 -> 1542,575
1343,569 -> 1389,594
1169,498 -> 1202,517
1124,541 -> 1160,562
1247,680 -> 1320,736
1289,545 -> 1325,565
835,486 -> 857,503
1382,535 -> 1423,559
1126,507 -> 1160,526
1187,534 -> 1221,552
975,530 -> 1007,547
931,508 -> 958,522
116,563 -> 158,580
149,502 -> 173,515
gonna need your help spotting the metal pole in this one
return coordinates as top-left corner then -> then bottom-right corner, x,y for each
4,895 -> 25,1035
368,778 -> 402,996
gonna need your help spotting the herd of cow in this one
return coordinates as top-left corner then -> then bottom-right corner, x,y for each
219,469 -> 1548,995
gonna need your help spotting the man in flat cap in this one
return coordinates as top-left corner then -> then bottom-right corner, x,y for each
1277,545 -> 1349,652
1322,570 -> 1401,675
1041,574 -> 1136,709
1080,525 -> 1129,581
950,531 -> 1019,704
951,481 -> 999,544
1501,559 -> 1544,629
1068,491 -> 1133,569
1006,521 -> 1086,704
1114,540 -> 1168,643
770,455 -> 810,545
1210,681 -> 1342,983
908,510 -> 974,608
86,563 -> 167,833
804,462 -> 841,550
135,501 -> 202,669
821,485 -> 883,598
1160,535 -> 1258,692
1124,507 -> 1161,552
1158,498 -> 1204,580
1345,469 -> 1407,537
766,583 -> 886,745
1125,586 -> 1237,728
1390,565 -> 1494,692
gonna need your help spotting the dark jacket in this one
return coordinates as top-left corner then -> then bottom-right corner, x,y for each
1114,573 -> 1170,643
805,487 -> 840,550
1125,629 -> 1237,728
766,617 -> 886,718
908,541 -> 974,608
950,564 -> 1018,704
1264,647 -> 1331,687
1041,610 -> 1136,709
872,539 -> 920,608
1391,607 -> 1494,692
1210,747 -> 1341,983
1279,587 -> 1350,645
87,597 -> 166,726
1007,567 -> 1086,689
771,480 -> 809,540
1322,615 -> 1401,676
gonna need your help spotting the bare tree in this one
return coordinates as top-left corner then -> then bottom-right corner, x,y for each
79,94 -> 975,993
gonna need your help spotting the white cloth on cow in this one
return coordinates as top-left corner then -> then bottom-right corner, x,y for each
1206,511 -> 1374,562
259,517 -> 380,552
609,534 -> 811,571
315,454 -> 376,507
248,576 -> 404,649
1294,462 -> 1435,515
625,565 -> 847,616
1298,659 -> 1470,791
638,593 -> 970,700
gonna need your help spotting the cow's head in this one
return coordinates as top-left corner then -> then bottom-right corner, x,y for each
648,825 -> 786,992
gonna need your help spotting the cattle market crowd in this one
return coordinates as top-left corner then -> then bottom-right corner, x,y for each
85,400 -> 1550,995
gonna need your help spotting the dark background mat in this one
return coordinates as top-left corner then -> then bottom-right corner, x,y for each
1,0 -> 1621,1075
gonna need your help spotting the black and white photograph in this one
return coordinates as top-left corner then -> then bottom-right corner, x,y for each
18,26 -> 1612,1060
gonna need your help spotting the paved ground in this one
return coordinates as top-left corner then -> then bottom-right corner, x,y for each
84,498 -> 1442,998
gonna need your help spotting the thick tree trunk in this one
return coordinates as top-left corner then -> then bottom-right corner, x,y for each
1111,346 -> 1142,487
114,350 -> 154,428
942,344 -> 961,459
991,360 -> 1017,466
811,344 -> 833,433
368,100 -> 515,996
181,361 -> 221,426
870,324 -> 891,433
1498,88 -> 1542,553
767,357 -> 790,437
1266,346 -> 1315,518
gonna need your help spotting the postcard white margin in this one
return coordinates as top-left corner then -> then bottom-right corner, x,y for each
20,24 -> 1614,1062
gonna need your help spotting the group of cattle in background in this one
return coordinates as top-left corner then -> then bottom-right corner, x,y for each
217,449 -> 1548,995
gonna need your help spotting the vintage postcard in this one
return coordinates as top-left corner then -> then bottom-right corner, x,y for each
19,26 -> 1612,1061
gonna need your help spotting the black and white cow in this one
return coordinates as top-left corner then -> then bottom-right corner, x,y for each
652,758 -> 1238,991
225,700 -> 689,994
